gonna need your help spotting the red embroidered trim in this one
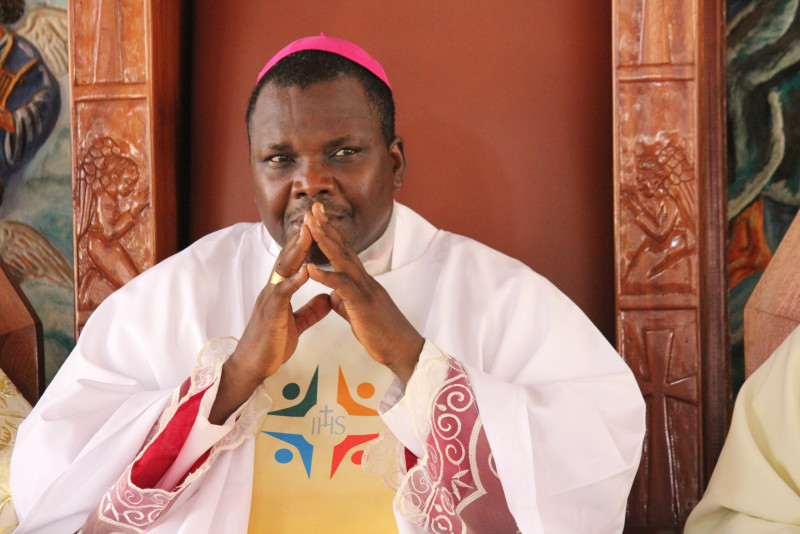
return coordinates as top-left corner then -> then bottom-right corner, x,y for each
405,447 -> 419,472
130,384 -> 211,489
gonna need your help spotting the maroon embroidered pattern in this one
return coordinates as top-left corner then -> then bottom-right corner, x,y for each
398,358 -> 518,533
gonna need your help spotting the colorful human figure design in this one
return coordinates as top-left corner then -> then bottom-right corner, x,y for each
261,365 -> 382,479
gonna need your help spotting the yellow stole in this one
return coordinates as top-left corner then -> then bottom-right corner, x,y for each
248,309 -> 400,533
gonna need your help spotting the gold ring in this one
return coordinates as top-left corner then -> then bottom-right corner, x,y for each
269,271 -> 288,285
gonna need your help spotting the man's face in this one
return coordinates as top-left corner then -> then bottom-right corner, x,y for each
249,74 -> 405,264
636,158 -> 666,198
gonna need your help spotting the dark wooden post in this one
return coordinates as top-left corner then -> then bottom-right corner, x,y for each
613,0 -> 729,530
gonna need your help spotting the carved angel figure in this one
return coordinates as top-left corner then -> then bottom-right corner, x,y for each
621,134 -> 696,290
75,137 -> 149,310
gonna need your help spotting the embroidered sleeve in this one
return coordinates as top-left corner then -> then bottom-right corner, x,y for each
388,341 -> 520,534
80,338 -> 270,534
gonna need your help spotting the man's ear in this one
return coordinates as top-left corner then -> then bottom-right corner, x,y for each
389,136 -> 406,190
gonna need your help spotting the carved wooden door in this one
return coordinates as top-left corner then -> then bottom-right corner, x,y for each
613,0 -> 729,531
68,0 -> 185,335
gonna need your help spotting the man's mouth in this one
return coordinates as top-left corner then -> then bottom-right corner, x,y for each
286,206 -> 349,232
288,214 -> 342,231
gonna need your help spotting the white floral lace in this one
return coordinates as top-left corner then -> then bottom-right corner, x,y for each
0,372 -> 32,533
362,430 -> 406,491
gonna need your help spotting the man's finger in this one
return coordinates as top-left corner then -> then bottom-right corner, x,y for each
274,222 -> 313,277
329,291 -> 349,321
307,206 -> 364,278
306,266 -> 355,323
270,264 -> 310,301
306,263 -> 353,293
294,293 -> 333,335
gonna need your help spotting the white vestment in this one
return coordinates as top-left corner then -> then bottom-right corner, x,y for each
11,204 -> 645,533
685,324 -> 800,533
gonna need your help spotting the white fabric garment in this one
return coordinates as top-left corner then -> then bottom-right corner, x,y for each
684,324 -> 800,533
158,206 -> 398,496
11,203 -> 645,533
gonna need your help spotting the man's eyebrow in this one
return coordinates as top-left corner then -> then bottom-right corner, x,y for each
324,136 -> 362,150
265,142 -> 292,152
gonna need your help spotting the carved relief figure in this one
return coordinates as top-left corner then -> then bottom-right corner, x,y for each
621,133 -> 696,293
75,137 -> 148,310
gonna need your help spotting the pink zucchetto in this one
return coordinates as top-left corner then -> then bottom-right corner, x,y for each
256,33 -> 391,91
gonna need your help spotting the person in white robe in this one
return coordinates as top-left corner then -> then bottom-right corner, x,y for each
9,35 -> 645,534
685,323 -> 800,533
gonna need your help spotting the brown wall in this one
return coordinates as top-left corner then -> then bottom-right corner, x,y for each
190,1 -> 615,339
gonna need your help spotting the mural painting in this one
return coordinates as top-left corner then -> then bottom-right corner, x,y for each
727,0 -> 800,393
0,0 -> 71,383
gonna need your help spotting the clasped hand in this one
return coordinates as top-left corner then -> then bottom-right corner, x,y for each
211,203 -> 423,425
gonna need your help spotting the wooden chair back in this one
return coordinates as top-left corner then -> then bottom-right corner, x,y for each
744,212 -> 800,377
0,257 -> 44,405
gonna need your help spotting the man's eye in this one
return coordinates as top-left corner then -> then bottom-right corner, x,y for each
332,148 -> 358,157
266,154 -> 292,164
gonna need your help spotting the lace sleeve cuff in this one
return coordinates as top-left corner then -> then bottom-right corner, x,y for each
82,338 -> 271,534
380,339 -> 451,458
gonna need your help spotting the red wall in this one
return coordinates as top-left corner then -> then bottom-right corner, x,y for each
190,1 -> 615,339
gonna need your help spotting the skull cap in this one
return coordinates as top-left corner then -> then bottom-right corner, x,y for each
257,33 -> 391,91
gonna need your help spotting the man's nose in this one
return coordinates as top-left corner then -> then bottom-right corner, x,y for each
292,161 -> 336,198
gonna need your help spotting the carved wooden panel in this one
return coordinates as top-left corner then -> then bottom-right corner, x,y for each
619,310 -> 700,526
614,0 -> 728,531
69,0 -> 184,335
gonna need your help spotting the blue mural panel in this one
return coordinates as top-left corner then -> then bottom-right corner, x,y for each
727,0 -> 800,393
0,0 -> 73,383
